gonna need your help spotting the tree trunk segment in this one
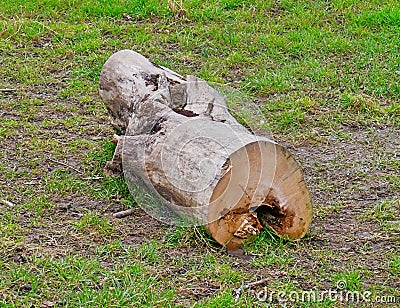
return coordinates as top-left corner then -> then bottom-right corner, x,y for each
99,50 -> 312,250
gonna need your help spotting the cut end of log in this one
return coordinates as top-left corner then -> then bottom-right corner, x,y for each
208,141 -> 312,250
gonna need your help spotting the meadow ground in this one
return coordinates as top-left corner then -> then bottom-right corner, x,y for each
0,0 -> 399,307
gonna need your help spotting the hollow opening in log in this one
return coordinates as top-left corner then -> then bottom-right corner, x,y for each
150,118 -> 166,134
172,107 -> 199,117
255,194 -> 295,236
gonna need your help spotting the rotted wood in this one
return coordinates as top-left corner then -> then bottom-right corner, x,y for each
99,50 -> 312,250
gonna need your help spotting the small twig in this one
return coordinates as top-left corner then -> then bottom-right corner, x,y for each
245,278 -> 269,288
0,88 -> 16,93
233,278 -> 269,301
352,197 -> 378,201
82,176 -> 103,180
1,199 -> 15,207
45,155 -> 83,174
53,139 -> 68,145
113,209 -> 134,218
23,180 -> 40,185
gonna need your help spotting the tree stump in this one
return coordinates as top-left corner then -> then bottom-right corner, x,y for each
99,50 -> 312,250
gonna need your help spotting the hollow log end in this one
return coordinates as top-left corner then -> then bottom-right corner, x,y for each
208,141 -> 312,250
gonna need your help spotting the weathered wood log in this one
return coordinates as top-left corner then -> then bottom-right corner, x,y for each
99,50 -> 312,250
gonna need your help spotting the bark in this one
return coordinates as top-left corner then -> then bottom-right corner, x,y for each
99,50 -> 312,250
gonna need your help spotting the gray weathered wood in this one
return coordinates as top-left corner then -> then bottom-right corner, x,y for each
99,50 -> 312,249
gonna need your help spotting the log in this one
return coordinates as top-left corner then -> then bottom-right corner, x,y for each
99,50 -> 312,250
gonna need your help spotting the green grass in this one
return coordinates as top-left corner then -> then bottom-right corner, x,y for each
73,211 -> 115,236
1,255 -> 176,307
333,270 -> 363,291
1,0 -> 399,307
389,255 -> 400,275
362,199 -> 400,232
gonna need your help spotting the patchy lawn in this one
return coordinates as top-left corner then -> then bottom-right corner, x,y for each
1,0 -> 399,307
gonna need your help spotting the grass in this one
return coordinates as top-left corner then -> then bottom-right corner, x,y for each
389,256 -> 400,275
362,199 -> 400,232
1,0 -> 399,307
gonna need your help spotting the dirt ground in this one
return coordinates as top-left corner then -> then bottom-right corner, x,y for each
1,79 -> 399,306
